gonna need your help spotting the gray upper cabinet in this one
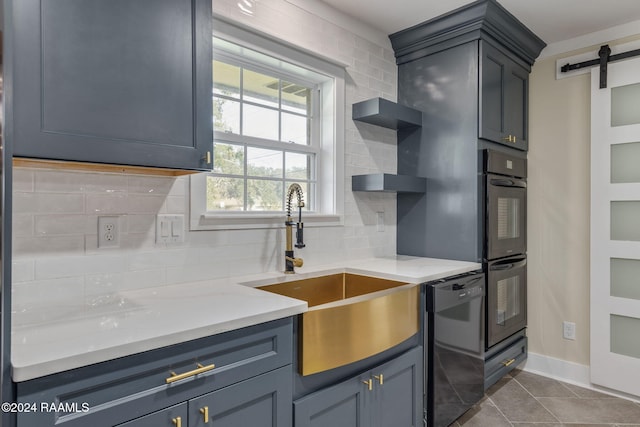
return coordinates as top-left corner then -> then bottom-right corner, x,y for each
479,41 -> 529,151
10,0 -> 213,171
390,0 -> 545,154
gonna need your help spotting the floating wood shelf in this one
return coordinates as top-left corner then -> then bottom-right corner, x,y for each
352,174 -> 426,193
352,98 -> 422,130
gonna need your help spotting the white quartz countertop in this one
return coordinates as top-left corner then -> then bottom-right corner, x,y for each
11,256 -> 480,382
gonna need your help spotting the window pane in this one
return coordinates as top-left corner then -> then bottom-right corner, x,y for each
611,314 -> 640,359
207,176 -> 244,211
611,83 -> 640,127
285,152 -> 311,180
243,69 -> 279,108
611,201 -> 640,241
243,104 -> 278,140
214,99 -> 240,134
286,181 -> 310,211
496,276 -> 520,325
281,112 -> 309,144
213,60 -> 240,99
213,142 -> 244,175
247,147 -> 283,178
611,258 -> 640,300
281,81 -> 310,114
611,141 -> 640,183
247,179 -> 283,211
497,197 -> 520,240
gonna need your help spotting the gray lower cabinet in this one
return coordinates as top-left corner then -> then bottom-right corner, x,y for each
294,346 -> 423,427
9,0 -> 213,171
116,403 -> 188,427
118,367 -> 291,427
15,318 -> 292,427
190,367 -> 292,427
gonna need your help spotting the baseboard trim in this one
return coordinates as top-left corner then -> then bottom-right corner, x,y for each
521,352 -> 640,403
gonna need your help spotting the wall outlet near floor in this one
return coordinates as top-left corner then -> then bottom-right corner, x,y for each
98,215 -> 120,248
563,321 -> 576,340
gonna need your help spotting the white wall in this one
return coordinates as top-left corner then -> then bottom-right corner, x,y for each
528,33 -> 640,370
11,0 -> 399,326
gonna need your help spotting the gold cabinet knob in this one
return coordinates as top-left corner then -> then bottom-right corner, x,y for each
374,374 -> 384,385
172,417 -> 182,427
362,379 -> 373,391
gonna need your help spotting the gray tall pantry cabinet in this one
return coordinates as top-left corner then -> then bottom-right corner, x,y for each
389,0 -> 545,386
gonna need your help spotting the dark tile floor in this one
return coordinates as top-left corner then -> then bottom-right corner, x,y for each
451,369 -> 640,427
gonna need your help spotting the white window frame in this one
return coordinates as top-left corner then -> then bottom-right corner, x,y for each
190,18 -> 344,231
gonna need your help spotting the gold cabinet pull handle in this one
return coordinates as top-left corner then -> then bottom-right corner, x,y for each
502,135 -> 517,143
166,363 -> 215,384
203,151 -> 212,165
172,417 -> 182,427
374,374 -> 384,385
362,379 -> 373,391
501,358 -> 516,367
200,406 -> 209,423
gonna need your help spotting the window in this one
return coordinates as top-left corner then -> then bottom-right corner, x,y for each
190,19 -> 344,230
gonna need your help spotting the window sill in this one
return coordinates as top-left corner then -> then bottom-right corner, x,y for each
190,213 -> 343,231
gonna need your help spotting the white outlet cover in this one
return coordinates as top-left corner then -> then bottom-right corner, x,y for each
98,216 -> 120,248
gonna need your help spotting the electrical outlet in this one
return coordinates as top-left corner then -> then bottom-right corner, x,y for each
563,321 -> 576,340
98,216 -> 120,248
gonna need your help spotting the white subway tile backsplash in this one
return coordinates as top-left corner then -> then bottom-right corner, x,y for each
35,254 -> 126,280
12,214 -> 34,237
127,176 -> 175,195
14,236 -> 86,258
11,260 -> 35,283
13,169 -> 35,193
14,193 -> 85,214
126,194 -> 166,214
85,193 -> 128,214
12,0 -> 399,314
35,214 -> 91,236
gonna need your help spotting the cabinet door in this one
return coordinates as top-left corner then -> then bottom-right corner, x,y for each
294,373 -> 371,427
373,347 -> 423,427
116,404 -> 187,427
479,42 -> 529,151
11,0 -> 213,171
190,366 -> 292,427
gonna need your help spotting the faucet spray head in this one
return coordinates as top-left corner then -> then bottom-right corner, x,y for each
286,183 -> 306,249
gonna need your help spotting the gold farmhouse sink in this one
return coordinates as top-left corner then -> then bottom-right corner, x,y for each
258,273 -> 419,376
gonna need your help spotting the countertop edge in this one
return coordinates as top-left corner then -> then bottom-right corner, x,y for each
11,256 -> 481,382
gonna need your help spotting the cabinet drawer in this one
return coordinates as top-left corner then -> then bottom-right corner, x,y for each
16,318 -> 293,427
484,333 -> 527,390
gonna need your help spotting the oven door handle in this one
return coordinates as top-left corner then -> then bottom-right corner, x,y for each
489,178 -> 527,188
489,258 -> 527,271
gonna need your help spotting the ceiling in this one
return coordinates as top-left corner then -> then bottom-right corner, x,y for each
319,0 -> 640,45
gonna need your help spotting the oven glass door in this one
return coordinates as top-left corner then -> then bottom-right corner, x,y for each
486,174 -> 527,260
486,256 -> 527,348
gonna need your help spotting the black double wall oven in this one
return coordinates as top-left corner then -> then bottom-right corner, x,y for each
483,150 -> 527,352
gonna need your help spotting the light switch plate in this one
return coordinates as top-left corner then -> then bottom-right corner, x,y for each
156,214 -> 184,244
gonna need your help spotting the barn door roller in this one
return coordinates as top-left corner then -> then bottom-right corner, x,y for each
561,44 -> 640,88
